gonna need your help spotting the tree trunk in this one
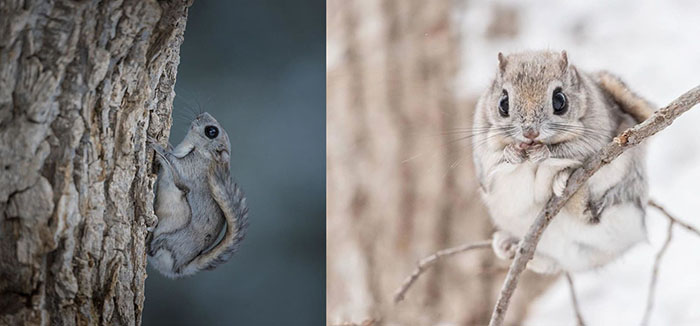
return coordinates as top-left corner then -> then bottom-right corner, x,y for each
0,0 -> 192,325
326,1 -> 552,325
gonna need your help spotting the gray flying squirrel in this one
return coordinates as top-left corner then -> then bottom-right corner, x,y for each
147,112 -> 248,278
472,50 -> 655,274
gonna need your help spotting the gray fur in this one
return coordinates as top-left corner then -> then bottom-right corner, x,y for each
148,112 -> 248,278
473,50 -> 649,273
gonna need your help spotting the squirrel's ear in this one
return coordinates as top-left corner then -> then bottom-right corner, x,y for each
559,50 -> 569,72
568,65 -> 581,87
497,52 -> 508,73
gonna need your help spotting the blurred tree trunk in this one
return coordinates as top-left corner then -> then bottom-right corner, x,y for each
0,0 -> 192,325
327,1 -> 552,325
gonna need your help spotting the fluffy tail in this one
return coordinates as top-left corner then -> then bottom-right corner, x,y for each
597,71 -> 656,123
183,162 -> 249,274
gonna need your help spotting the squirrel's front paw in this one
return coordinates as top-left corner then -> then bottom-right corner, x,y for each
526,143 -> 550,163
503,144 -> 526,164
145,213 -> 158,231
552,169 -> 571,197
492,231 -> 519,260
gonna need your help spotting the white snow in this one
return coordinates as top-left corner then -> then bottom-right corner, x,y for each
455,0 -> 700,325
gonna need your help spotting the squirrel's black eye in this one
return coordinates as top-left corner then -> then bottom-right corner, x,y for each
204,125 -> 219,139
498,90 -> 509,117
552,88 -> 568,115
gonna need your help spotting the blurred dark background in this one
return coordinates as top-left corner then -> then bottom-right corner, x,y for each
142,1 -> 325,325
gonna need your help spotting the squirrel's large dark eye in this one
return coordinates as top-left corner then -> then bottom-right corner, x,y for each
498,90 -> 509,117
552,88 -> 568,115
204,125 -> 219,139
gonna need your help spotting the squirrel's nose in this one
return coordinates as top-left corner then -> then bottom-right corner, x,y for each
523,129 -> 540,140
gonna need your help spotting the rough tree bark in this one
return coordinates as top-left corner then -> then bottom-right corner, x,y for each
327,1 -> 551,325
0,0 -> 192,325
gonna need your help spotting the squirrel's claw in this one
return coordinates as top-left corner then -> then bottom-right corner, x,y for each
503,144 -> 527,164
526,143 -> 550,163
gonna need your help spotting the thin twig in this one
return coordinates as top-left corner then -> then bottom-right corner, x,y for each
649,199 -> 700,238
640,217 -> 674,326
639,199 -> 693,326
393,240 -> 492,303
488,85 -> 700,326
565,272 -> 585,326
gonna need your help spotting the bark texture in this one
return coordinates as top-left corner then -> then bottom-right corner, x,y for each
0,0 -> 192,325
327,1 -> 551,325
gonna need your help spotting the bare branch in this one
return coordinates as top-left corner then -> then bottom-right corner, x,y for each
649,199 -> 700,238
565,272 -> 586,326
640,199 -> 694,325
641,216 -> 674,326
488,85 -> 700,326
393,240 -> 492,303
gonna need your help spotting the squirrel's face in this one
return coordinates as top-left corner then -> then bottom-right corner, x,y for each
185,112 -> 232,164
486,50 -> 587,148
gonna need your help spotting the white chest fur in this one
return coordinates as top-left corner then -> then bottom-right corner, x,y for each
483,157 -> 579,235
479,151 -> 646,272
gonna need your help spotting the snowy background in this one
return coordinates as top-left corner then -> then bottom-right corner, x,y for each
455,0 -> 700,325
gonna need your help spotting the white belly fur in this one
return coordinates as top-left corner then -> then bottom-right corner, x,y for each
482,154 -> 646,272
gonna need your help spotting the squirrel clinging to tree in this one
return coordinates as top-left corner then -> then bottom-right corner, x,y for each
147,112 -> 249,278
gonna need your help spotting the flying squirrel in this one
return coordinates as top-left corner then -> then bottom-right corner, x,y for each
472,50 -> 654,274
147,112 -> 248,278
